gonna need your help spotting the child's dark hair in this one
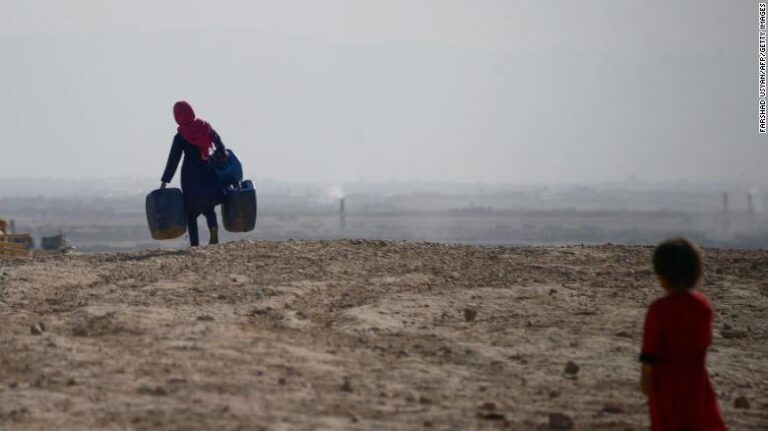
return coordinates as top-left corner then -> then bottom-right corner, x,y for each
652,237 -> 703,290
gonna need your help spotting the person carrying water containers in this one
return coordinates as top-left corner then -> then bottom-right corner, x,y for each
160,101 -> 228,247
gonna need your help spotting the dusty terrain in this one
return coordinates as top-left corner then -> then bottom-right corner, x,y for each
0,240 -> 766,430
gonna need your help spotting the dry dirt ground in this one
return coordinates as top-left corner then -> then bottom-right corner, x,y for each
0,240 -> 766,430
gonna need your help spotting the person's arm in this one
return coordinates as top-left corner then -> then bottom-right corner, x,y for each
211,129 -> 226,153
639,303 -> 660,396
641,363 -> 653,396
160,136 -> 183,188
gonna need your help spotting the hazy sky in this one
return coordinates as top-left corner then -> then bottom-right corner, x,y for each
0,1 -> 764,184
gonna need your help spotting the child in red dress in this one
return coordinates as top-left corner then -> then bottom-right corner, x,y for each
640,238 -> 726,430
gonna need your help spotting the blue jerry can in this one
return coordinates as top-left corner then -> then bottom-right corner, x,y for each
222,180 -> 257,232
210,149 -> 243,188
146,188 -> 187,240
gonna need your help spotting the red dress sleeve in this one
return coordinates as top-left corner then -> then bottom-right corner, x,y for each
640,302 -> 661,363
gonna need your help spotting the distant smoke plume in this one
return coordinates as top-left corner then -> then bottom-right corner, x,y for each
327,185 -> 345,200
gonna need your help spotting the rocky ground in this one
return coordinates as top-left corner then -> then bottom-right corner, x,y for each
0,240 -> 766,430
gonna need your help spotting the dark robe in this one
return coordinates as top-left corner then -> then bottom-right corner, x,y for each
161,129 -> 226,246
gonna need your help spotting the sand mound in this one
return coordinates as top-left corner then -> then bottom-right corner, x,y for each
0,240 -> 766,429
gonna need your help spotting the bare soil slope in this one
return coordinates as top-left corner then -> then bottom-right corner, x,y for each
0,241 -> 766,430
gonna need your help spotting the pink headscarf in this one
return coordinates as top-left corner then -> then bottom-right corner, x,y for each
173,101 -> 213,160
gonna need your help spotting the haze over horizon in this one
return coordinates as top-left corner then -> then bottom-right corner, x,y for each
1,1 -> 764,185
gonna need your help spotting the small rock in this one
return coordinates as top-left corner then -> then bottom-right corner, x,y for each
548,390 -> 560,399
137,385 -> 168,396
477,411 -> 506,421
278,377 -> 286,385
548,412 -> 574,429
464,308 -> 478,322
721,329 -> 748,339
230,274 -> 250,284
490,360 -> 504,370
340,377 -> 353,392
7,407 -> 29,418
66,378 -> 77,386
418,395 -> 432,405
602,403 -> 624,414
30,323 -> 45,335
480,401 -> 496,410
573,309 -> 597,316
196,315 -> 215,321
734,396 -> 750,409
563,361 -> 579,378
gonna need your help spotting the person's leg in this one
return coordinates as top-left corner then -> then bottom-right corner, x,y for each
187,210 -> 200,247
203,207 -> 219,245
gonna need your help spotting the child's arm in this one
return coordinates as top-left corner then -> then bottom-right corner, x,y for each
639,302 -> 660,396
640,363 -> 653,396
